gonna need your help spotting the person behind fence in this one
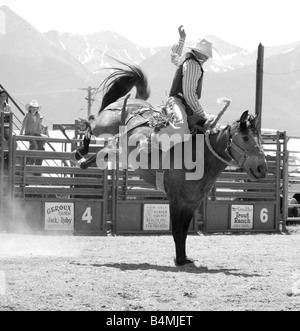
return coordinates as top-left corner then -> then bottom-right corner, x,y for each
35,113 -> 50,165
288,195 -> 300,218
35,113 -> 49,166
0,87 -> 12,141
20,100 -> 42,164
40,114 -> 49,138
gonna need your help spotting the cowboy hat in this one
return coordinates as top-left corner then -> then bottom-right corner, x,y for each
25,100 -> 42,111
188,39 -> 213,59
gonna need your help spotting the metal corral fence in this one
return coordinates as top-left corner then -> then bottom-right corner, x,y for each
0,112 -> 294,235
283,136 -> 300,223
197,131 -> 286,232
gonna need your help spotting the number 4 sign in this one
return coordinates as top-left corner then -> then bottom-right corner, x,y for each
82,207 -> 93,224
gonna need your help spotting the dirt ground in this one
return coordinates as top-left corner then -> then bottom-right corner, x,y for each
0,226 -> 299,311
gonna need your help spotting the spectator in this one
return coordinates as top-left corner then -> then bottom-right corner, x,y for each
40,114 -> 49,137
288,195 -> 300,218
35,113 -> 49,166
20,100 -> 42,165
0,87 -> 12,141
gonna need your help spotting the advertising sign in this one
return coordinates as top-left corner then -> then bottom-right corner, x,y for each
231,205 -> 254,229
45,202 -> 74,231
143,204 -> 170,231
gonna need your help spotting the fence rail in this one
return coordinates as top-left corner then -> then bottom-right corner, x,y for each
285,136 -> 300,223
0,111 -> 294,234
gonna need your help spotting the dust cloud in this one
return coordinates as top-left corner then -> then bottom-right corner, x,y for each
0,201 -> 81,258
0,234 -> 81,258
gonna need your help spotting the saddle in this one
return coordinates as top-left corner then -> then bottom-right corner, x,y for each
104,98 -> 208,138
106,98 -> 170,136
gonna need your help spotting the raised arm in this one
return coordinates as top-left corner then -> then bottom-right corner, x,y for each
170,25 -> 186,66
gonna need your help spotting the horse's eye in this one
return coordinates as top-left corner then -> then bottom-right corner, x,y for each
243,136 -> 249,142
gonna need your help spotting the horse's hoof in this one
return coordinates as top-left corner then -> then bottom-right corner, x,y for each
76,158 -> 87,169
175,258 -> 194,267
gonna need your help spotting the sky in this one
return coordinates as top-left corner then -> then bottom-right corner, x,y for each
1,0 -> 300,51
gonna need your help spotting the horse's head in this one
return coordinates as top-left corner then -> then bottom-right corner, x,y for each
227,111 -> 268,180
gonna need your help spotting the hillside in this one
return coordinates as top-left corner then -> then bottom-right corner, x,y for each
44,30 -> 160,73
0,5 -> 299,135
141,40 -> 300,133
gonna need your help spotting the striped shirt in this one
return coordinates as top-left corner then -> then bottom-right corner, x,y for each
170,37 -> 207,118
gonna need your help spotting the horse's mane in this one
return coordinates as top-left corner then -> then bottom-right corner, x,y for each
98,57 -> 150,113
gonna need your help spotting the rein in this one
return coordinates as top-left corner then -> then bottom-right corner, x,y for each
205,130 -> 234,167
205,127 -> 264,168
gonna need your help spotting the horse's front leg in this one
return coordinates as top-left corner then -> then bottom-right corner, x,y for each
170,204 -> 195,266
70,130 -> 91,165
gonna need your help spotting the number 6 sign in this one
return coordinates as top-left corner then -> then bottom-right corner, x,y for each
260,208 -> 269,224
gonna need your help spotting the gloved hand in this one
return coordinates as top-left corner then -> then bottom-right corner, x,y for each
204,114 -> 218,132
178,25 -> 186,39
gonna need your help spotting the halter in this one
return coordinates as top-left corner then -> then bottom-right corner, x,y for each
205,126 -> 264,168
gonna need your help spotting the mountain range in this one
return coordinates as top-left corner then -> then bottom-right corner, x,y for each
0,5 -> 299,136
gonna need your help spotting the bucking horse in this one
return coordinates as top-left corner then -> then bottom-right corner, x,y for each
72,59 -> 268,266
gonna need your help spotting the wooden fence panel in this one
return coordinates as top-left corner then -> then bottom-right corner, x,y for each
1,130 -> 288,234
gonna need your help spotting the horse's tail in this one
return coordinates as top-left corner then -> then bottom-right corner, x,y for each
98,58 -> 150,114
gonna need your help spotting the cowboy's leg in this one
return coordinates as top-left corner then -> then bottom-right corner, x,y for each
152,97 -> 190,151
138,98 -> 189,153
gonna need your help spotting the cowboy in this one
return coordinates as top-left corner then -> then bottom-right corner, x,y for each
140,26 -> 216,153
20,100 -> 42,164
166,25 -> 216,135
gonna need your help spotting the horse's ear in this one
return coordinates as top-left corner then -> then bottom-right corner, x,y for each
250,114 -> 259,129
239,111 -> 249,131
239,111 -> 249,123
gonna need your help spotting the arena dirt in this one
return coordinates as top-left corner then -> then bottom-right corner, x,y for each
0,226 -> 299,311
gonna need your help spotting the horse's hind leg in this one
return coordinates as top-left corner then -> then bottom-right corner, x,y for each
75,135 -> 91,159
170,205 -> 195,266
70,134 -> 91,164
